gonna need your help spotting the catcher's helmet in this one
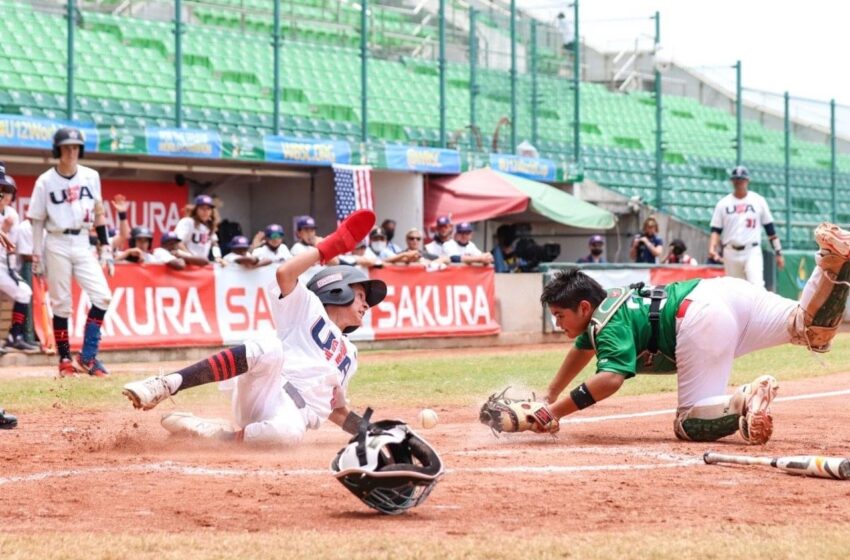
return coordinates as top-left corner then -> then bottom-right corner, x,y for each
330,409 -> 444,515
52,127 -> 85,159
0,162 -> 17,201
307,265 -> 387,314
730,165 -> 750,181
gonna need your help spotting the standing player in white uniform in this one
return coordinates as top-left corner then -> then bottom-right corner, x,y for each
251,223 -> 292,264
708,166 -> 784,288
174,194 -> 221,262
122,210 -> 382,446
28,128 -> 114,377
0,163 -> 38,353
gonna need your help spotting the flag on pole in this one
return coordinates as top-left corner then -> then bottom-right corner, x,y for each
333,164 -> 374,223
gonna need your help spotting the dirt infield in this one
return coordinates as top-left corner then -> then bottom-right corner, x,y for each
2,369 -> 850,540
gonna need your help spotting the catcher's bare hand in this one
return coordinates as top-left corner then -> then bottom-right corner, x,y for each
479,387 -> 560,435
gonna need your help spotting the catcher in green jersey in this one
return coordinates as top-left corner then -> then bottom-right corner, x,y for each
480,222 -> 850,445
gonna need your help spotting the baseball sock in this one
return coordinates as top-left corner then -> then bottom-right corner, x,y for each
9,302 -> 27,338
165,345 -> 249,394
80,306 -> 107,362
54,316 -> 71,361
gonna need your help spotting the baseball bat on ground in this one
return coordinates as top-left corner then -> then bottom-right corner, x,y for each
704,451 -> 850,480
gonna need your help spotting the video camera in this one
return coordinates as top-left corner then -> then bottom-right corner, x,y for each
510,223 -> 561,271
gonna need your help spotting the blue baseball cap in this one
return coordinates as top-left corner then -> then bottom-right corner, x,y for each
296,216 -> 316,230
193,194 -> 214,208
588,234 -> 604,245
264,223 -> 285,239
0,161 -> 15,190
161,231 -> 180,245
456,222 -> 473,233
229,235 -> 250,250
436,215 -> 452,227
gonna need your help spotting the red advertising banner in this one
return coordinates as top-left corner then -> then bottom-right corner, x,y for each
649,265 -> 725,285
10,176 -> 188,241
369,266 -> 500,339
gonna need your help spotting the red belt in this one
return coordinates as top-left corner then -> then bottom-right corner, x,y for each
676,299 -> 692,319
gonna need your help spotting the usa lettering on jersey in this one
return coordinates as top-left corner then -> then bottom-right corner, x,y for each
724,203 -> 756,215
49,185 -> 95,205
310,317 -> 353,376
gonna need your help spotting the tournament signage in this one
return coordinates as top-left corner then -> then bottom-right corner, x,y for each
489,154 -> 557,182
263,135 -> 351,166
46,264 -> 499,349
0,113 -> 98,152
145,127 -> 222,159
385,144 -> 461,174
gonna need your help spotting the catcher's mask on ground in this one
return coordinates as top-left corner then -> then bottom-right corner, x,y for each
330,408 -> 444,515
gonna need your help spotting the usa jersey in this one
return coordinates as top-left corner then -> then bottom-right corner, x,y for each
27,165 -> 102,232
454,240 -> 483,256
710,191 -> 775,247
174,217 -> 216,260
425,238 -> 458,258
0,205 -> 20,267
252,243 -> 292,263
266,280 -> 358,421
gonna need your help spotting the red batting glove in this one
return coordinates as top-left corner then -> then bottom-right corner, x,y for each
316,209 -> 376,264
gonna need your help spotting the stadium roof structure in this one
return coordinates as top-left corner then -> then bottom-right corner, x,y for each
426,168 -> 615,230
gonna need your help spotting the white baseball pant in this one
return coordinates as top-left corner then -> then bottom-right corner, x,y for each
722,245 -> 764,288
675,276 -> 796,408
230,336 -> 317,446
44,232 -> 111,317
0,267 -> 31,304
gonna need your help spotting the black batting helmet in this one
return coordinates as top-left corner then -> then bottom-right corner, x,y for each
129,226 -> 154,248
52,127 -> 85,159
307,266 -> 387,332
729,165 -> 750,181
0,161 -> 17,201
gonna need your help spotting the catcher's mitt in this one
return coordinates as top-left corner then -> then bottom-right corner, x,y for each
479,387 -> 559,435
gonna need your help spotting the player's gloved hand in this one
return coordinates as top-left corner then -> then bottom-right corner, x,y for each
316,209 -> 375,264
479,387 -> 560,435
99,246 -> 115,277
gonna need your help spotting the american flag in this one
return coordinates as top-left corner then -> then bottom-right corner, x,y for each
333,164 -> 373,223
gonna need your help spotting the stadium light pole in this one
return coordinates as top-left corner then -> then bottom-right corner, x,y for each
65,0 -> 75,120
272,0 -> 281,136
830,98 -> 836,224
784,91 -> 791,245
510,0 -> 517,152
735,60 -> 742,166
361,0 -> 369,144
530,19 -> 538,146
439,0 -> 447,147
174,0 -> 183,127
572,0 -> 580,167
653,11 -> 663,210
469,7 -> 478,134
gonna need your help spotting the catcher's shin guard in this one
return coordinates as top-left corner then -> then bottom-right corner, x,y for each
674,395 -> 741,442
788,224 -> 850,353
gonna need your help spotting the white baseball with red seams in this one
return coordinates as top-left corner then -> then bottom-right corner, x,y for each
419,408 -> 438,429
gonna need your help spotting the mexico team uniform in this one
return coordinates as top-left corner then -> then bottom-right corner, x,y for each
710,191 -> 775,288
174,217 -> 216,260
229,280 -> 358,444
252,243 -> 292,264
27,165 -> 111,318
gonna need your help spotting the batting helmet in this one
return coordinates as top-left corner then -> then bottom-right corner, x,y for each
264,223 -> 285,239
52,127 -> 85,159
308,265 -> 386,306
0,162 -> 17,201
129,226 -> 154,249
330,409 -> 443,515
730,165 -> 750,181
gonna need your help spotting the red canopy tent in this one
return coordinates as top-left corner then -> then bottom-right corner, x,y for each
425,168 -> 528,227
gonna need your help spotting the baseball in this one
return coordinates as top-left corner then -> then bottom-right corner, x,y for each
418,408 -> 438,429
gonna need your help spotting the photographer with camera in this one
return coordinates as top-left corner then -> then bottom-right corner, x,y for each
630,217 -> 663,264
492,224 -> 560,272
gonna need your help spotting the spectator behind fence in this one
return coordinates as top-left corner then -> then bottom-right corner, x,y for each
492,224 -> 526,273
251,223 -> 292,264
425,215 -> 457,258
630,217 -> 663,264
340,237 -> 382,271
175,194 -> 222,263
380,219 -> 403,255
664,239 -> 698,265
448,222 -> 493,266
153,231 -> 209,269
577,234 -> 607,264
290,215 -> 336,284
224,235 -> 271,269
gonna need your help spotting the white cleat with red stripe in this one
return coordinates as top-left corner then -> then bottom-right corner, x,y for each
123,376 -> 172,411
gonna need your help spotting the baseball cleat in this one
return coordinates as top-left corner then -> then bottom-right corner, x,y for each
739,375 -> 779,445
123,376 -> 172,411
4,334 -> 41,354
73,354 -> 109,377
161,412 -> 236,441
58,357 -> 82,378
814,222 -> 850,259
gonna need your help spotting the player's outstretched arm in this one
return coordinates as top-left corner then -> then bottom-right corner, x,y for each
549,371 -> 624,419
544,346 -> 596,403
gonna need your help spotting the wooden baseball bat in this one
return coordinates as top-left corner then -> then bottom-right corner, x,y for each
704,451 -> 850,480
